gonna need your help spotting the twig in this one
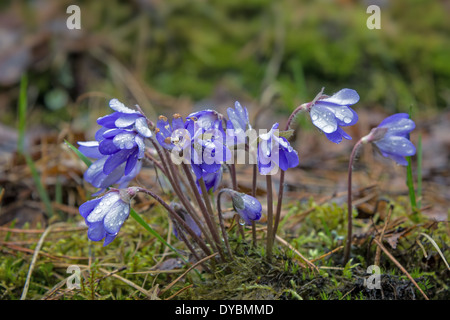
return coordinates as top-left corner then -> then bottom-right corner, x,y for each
310,246 -> 344,263
374,204 -> 394,266
373,238 -> 429,300
165,284 -> 194,300
275,235 -> 319,273
159,252 -> 218,297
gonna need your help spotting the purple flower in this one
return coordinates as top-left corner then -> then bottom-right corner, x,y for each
226,101 -> 251,147
192,165 -> 223,194
368,113 -> 416,166
155,114 -> 190,152
185,110 -> 230,190
78,99 -> 151,193
257,123 -> 299,175
308,88 -> 359,144
230,191 -> 262,225
79,188 -> 133,246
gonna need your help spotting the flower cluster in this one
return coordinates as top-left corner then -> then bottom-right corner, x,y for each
76,89 -> 417,270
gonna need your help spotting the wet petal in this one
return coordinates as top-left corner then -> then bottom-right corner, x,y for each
87,222 -> 106,241
124,148 -> 139,175
86,192 -> 120,224
103,200 -> 130,234
374,136 -> 416,157
310,104 -> 338,134
99,138 -> 120,155
320,88 -> 360,106
103,149 -> 131,175
97,113 -> 120,128
78,141 -> 103,159
109,99 -> 139,114
115,113 -> 141,128
135,117 -> 152,137
79,198 -> 101,218
113,132 -> 137,149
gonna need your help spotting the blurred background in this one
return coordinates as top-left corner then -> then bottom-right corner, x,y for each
0,0 -> 449,228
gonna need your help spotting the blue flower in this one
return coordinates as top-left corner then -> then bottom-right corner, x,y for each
79,188 -> 133,246
257,123 -> 299,175
370,113 -> 416,166
230,192 -> 262,225
155,114 -> 190,152
192,166 -> 223,194
185,110 -> 231,190
226,101 -> 251,147
308,88 -> 359,144
78,99 -> 151,193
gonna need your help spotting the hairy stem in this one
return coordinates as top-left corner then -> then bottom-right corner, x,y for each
343,139 -> 364,264
251,164 -> 257,247
266,175 -> 274,261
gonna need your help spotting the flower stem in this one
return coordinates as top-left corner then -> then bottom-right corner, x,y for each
343,138 -> 364,264
266,175 -> 274,261
136,187 -> 212,258
181,163 -> 225,261
199,177 -> 227,262
251,164 -> 257,247
217,189 -> 234,259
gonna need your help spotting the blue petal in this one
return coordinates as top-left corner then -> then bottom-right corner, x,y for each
103,149 -> 132,175
320,88 -> 360,106
99,138 -> 120,155
135,117 -> 152,137
78,141 -> 103,159
97,113 -> 120,128
124,148 -> 139,175
103,234 -> 117,246
109,99 -> 139,114
87,222 -> 106,242
103,200 -> 130,234
115,113 -> 141,128
79,198 -> 101,218
374,136 -> 416,157
310,104 -> 338,134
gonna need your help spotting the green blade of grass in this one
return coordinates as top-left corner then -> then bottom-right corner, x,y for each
17,74 -> 28,154
17,74 -> 54,218
64,139 -> 92,167
416,134 -> 422,209
25,154 -> 54,218
406,156 -> 417,212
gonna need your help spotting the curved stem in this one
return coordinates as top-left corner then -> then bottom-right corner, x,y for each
273,105 -> 306,242
266,175 -> 274,261
343,138 -> 364,264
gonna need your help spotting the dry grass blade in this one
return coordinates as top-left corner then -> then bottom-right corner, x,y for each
20,224 -> 57,300
419,233 -> 450,271
373,238 -> 429,300
98,267 -> 156,299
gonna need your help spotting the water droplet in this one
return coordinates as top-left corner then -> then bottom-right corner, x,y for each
238,218 -> 246,226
